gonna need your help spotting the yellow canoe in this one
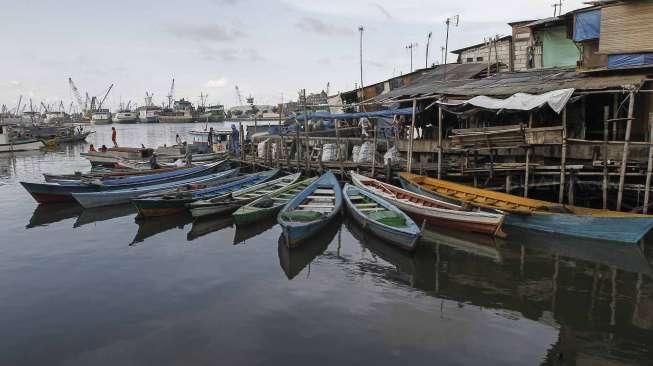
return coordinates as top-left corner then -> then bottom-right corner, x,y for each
399,172 -> 646,218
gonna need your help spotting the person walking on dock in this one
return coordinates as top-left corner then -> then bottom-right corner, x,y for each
111,127 -> 118,148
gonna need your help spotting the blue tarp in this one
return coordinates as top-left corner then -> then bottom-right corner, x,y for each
573,9 -> 601,42
295,107 -> 415,121
608,53 -> 653,69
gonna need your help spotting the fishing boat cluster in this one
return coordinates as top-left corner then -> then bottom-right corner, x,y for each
19,134 -> 653,250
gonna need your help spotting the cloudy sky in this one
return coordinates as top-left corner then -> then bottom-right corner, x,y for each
0,0 -> 585,111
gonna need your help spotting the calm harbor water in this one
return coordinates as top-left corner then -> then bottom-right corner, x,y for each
1,123 -> 652,365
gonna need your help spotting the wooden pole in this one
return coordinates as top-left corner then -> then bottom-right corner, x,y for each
407,98 -> 416,173
239,122 -> 244,162
603,106 -> 609,210
558,107 -> 567,204
524,112 -> 533,198
505,175 -> 511,193
437,104 -> 443,179
612,94 -> 619,140
617,90 -> 635,211
371,125 -> 378,177
335,119 -> 344,178
524,147 -> 530,197
568,172 -> 575,206
643,113 -> 653,214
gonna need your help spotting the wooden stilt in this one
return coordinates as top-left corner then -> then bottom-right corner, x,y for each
643,113 -> 653,214
371,126 -> 378,178
437,105 -> 443,179
612,94 -> 619,140
617,90 -> 635,211
505,175 -> 511,193
524,112 -> 532,198
568,172 -> 575,206
603,106 -> 609,210
558,108 -> 567,204
407,98 -> 417,173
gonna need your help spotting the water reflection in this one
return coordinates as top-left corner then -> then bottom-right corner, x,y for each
233,218 -> 276,245
131,213 -> 194,245
74,204 -> 137,228
26,203 -> 83,228
186,216 -> 234,241
278,218 -> 341,280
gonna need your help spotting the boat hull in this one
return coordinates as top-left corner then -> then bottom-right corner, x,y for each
506,212 -> 653,244
20,182 -> 98,203
132,197 -> 195,218
0,140 -> 44,153
347,203 -> 418,251
399,175 -> 653,244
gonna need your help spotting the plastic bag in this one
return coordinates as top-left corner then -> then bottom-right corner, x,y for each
257,138 -> 270,158
321,143 -> 337,162
383,146 -> 398,165
352,145 -> 361,163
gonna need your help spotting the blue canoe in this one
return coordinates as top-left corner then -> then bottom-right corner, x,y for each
398,174 -> 653,244
72,168 -> 241,208
343,183 -> 420,251
277,171 -> 342,248
21,161 -> 227,203
131,169 -> 279,218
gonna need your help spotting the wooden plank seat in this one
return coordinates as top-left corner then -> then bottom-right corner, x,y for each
299,204 -> 335,209
314,189 -> 335,194
355,203 -> 378,208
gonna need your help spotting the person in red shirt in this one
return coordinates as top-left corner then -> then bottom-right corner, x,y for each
111,127 -> 118,147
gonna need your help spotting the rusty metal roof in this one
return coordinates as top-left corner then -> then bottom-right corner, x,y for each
377,68 -> 651,101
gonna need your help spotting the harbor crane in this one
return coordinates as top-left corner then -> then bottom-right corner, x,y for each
15,95 -> 23,115
97,84 -> 114,110
68,77 -> 85,113
167,78 -> 175,109
40,102 -> 49,113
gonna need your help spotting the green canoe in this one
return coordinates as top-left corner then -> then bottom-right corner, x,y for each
232,177 -> 317,225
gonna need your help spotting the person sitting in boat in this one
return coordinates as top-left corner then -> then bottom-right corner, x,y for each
88,144 -> 96,152
183,142 -> 193,166
149,153 -> 161,169
100,145 -> 108,153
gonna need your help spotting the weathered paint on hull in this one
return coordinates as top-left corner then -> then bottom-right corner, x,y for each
505,212 -> 653,244
408,211 -> 502,236
233,206 -> 280,226
400,176 -> 653,244
348,207 -> 419,251
283,219 -> 332,249
20,182 -> 97,203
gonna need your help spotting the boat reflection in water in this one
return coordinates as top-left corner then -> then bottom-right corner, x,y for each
345,214 -> 653,365
74,204 -> 137,228
186,216 -> 233,241
26,203 -> 83,228
233,218 -> 276,245
131,213 -> 194,245
278,217 -> 341,280
420,226 -> 503,263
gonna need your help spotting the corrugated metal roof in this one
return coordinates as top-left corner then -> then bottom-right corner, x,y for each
377,68 -> 650,101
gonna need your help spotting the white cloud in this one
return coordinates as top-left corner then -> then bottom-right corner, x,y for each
206,78 -> 228,88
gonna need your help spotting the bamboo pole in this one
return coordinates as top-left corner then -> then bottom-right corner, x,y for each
407,98 -> 416,173
371,125 -> 378,177
558,108 -> 567,204
335,119 -> 344,178
617,90 -> 635,211
603,106 -> 609,209
437,104 -> 443,179
643,113 -> 653,214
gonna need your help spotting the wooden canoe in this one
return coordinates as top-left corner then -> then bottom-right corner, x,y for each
131,169 -> 277,218
188,173 -> 302,218
343,183 -> 420,251
232,177 -> 317,225
277,171 -> 343,248
350,172 -> 505,237
399,172 -> 653,244
72,168 -> 239,208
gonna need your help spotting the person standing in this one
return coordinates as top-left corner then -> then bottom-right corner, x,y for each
175,134 -> 182,146
183,142 -> 193,166
111,127 -> 118,148
207,127 -> 214,151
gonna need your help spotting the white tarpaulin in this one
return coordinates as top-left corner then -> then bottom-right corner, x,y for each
439,88 -> 575,114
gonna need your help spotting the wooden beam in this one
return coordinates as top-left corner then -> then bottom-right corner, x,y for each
371,126 -> 378,177
558,108 -> 567,204
407,98 -> 416,173
603,106 -> 609,210
644,112 -> 653,214
617,90 -> 635,211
